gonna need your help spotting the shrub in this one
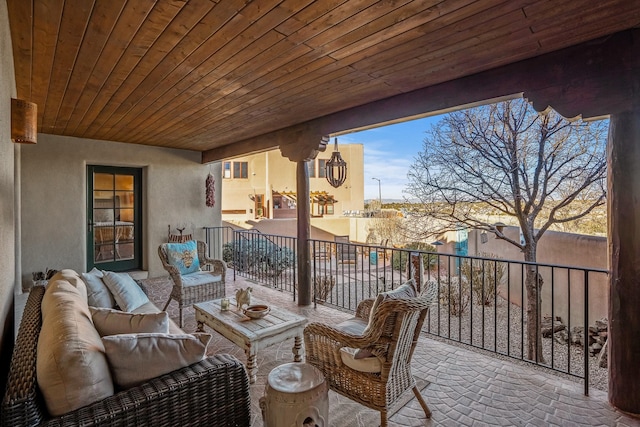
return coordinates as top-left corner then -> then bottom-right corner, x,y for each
223,237 -> 295,277
460,253 -> 505,306
438,276 -> 471,317
391,242 -> 437,271
313,276 -> 336,302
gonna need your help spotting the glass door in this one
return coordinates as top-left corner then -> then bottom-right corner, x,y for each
87,166 -> 142,271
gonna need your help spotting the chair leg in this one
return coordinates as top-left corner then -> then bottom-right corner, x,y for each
412,385 -> 432,418
380,410 -> 387,427
179,307 -> 183,328
162,296 -> 172,311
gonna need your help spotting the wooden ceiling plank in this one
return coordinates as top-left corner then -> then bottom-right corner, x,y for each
275,0 -> 348,36
31,0 -> 65,129
302,0 -> 416,49
121,37 -> 312,143
40,0 -> 95,132
348,0 -> 530,75
53,0 -> 127,133
98,0 -> 280,140
368,10 -> 532,81
78,0 -> 188,138
63,0 -> 157,135
282,0 -> 374,46
317,0 -> 445,60
93,0 -> 218,140
7,0 -> 33,100
109,0 -> 312,142
111,29 -> 287,142
528,0 -> 639,35
152,62 -> 353,144
329,0 -> 500,62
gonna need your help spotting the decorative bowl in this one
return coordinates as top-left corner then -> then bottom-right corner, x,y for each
243,304 -> 270,319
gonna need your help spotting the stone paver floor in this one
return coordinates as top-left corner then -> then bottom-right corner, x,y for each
144,275 -> 640,427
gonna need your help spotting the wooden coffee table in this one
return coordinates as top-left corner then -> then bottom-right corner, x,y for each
194,297 -> 307,383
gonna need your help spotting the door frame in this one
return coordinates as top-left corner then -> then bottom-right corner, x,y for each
87,165 -> 142,271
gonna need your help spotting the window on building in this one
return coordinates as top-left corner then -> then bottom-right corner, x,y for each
223,162 -> 231,178
307,160 -> 316,178
233,162 -> 248,178
318,159 -> 327,178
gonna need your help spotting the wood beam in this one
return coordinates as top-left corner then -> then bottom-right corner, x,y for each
607,108 -> 640,416
202,29 -> 640,162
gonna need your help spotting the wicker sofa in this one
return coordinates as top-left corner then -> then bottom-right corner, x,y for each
1,283 -> 251,426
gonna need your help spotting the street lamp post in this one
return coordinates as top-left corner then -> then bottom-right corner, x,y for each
371,177 -> 382,210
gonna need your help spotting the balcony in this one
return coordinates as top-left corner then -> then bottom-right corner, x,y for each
146,226 -> 633,425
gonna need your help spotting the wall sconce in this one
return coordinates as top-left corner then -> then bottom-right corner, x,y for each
11,98 -> 37,144
325,138 -> 347,188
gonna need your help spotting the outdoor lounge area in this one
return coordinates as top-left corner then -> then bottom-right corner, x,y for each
3,1 -> 640,425
140,273 -> 638,427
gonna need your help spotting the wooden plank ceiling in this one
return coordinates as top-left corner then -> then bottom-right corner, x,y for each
7,0 -> 640,157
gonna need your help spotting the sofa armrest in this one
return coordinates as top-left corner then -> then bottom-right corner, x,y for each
43,354 -> 250,427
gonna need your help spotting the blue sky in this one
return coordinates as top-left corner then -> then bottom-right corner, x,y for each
340,115 -> 443,201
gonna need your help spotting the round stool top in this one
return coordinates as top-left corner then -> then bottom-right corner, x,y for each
267,363 -> 325,393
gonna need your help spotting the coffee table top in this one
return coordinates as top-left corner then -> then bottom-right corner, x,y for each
194,297 -> 307,341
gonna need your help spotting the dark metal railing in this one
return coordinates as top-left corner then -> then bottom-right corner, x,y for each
203,227 -> 608,395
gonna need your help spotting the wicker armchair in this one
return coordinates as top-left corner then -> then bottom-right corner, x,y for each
158,240 -> 226,327
304,280 -> 438,427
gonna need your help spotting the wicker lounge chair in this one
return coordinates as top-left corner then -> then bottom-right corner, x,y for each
158,240 -> 226,327
1,286 -> 251,427
304,280 -> 438,427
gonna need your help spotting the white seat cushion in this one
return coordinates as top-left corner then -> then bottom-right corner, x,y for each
339,347 -> 382,373
181,271 -> 222,287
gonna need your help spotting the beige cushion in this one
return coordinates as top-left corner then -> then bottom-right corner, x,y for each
102,333 -> 211,389
90,307 -> 169,336
82,267 -> 115,308
132,301 -> 183,334
339,347 -> 382,373
37,272 -> 114,416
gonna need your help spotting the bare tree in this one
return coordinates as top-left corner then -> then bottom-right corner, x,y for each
406,99 -> 607,361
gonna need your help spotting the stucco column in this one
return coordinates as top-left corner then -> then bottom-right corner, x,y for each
280,134 -> 328,306
607,108 -> 640,416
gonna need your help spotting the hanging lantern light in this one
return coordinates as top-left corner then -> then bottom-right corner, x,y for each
205,173 -> 215,207
325,138 -> 347,188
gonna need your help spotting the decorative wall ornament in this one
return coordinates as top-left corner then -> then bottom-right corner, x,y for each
205,173 -> 215,207
325,138 -> 347,188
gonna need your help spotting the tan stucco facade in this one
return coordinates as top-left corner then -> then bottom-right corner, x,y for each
221,145 -> 364,222
437,227 -> 608,326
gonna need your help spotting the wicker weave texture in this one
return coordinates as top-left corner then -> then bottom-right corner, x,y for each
304,281 -> 438,427
158,240 -> 227,327
2,285 -> 251,427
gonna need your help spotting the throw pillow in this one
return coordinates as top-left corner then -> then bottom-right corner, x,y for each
38,277 -> 114,416
102,333 -> 211,389
101,271 -> 149,312
82,267 -> 115,308
165,240 -> 201,275
90,307 -> 169,336
363,279 -> 417,335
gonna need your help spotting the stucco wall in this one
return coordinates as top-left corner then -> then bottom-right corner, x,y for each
0,0 -> 17,386
20,134 -> 222,286
437,226 -> 608,326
